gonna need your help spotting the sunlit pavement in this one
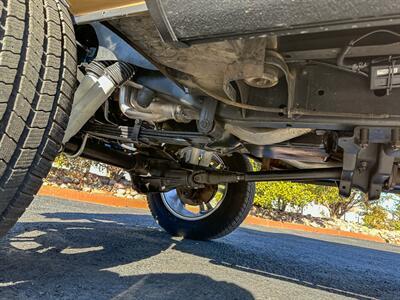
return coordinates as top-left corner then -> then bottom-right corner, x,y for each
0,196 -> 399,300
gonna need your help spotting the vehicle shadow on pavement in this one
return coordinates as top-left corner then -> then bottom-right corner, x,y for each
0,212 -> 254,300
0,212 -> 399,299
184,227 -> 400,300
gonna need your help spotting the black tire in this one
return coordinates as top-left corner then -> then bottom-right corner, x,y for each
0,0 -> 76,236
148,154 -> 255,240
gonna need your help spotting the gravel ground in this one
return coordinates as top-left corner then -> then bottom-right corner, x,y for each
0,196 -> 399,300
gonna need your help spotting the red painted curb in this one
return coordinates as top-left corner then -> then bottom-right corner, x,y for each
245,216 -> 385,243
38,185 -> 148,209
38,185 -> 386,244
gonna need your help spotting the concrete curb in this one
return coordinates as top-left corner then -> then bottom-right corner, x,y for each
38,185 -> 386,244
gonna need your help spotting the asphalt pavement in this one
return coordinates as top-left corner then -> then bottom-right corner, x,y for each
0,196 -> 399,300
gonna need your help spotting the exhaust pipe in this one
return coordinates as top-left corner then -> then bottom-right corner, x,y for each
63,61 -> 135,144
119,84 -> 199,123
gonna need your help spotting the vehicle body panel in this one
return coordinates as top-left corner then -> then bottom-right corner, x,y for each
68,0 -> 144,16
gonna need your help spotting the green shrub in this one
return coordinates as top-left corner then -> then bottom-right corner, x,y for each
391,220 -> 400,231
254,181 -> 315,212
363,205 -> 388,229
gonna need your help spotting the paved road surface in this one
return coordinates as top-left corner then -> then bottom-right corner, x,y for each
0,196 -> 399,299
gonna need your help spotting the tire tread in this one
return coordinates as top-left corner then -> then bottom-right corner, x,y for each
0,0 -> 76,236
148,154 -> 255,240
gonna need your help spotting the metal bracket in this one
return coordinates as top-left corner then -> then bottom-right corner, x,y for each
338,127 -> 398,199
179,147 -> 214,167
91,23 -> 157,71
197,97 -> 218,134
132,120 -> 143,142
338,133 -> 362,197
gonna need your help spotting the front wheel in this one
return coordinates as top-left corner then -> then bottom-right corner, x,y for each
0,0 -> 76,237
147,153 -> 255,240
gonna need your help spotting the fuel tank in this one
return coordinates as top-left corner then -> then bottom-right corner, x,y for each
146,0 -> 400,45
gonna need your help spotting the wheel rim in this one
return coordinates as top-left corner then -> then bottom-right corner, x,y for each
161,155 -> 228,221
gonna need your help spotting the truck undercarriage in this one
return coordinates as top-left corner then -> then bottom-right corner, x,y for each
65,1 -> 400,202
2,0 -> 400,239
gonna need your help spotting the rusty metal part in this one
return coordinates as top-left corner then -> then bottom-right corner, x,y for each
243,38 -> 282,89
244,72 -> 279,89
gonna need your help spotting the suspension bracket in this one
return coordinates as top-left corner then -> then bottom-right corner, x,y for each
338,127 -> 400,199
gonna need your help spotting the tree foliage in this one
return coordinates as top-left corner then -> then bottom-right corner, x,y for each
314,187 -> 367,219
254,179 -> 367,218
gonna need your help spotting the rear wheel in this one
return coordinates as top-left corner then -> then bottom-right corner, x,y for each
148,153 -> 255,240
0,0 -> 76,236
